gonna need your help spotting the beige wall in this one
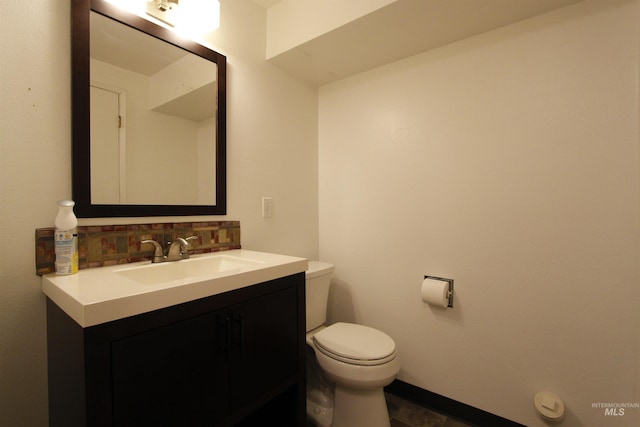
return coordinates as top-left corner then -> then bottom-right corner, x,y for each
3,0 -> 639,425
318,0 -> 639,425
0,1 -> 318,425
265,0 -> 395,58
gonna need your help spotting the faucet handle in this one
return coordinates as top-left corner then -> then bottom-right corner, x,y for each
141,239 -> 164,263
183,236 -> 198,258
167,237 -> 195,260
181,236 -> 198,258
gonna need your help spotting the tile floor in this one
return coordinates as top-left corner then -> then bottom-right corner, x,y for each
307,392 -> 474,427
386,393 -> 473,427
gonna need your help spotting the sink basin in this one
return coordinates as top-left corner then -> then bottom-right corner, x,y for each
42,249 -> 308,327
114,254 -> 264,285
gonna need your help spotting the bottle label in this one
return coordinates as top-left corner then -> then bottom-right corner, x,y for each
55,229 -> 78,275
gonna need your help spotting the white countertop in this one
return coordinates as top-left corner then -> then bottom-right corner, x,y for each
42,250 -> 308,328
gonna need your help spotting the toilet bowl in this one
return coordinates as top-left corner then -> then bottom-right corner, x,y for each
306,261 -> 399,427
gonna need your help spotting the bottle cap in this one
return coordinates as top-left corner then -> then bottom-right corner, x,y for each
57,200 -> 75,207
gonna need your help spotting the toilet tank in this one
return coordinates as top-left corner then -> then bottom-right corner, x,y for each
305,261 -> 335,332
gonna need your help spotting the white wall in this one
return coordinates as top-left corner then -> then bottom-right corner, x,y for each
0,0 -> 318,425
214,0 -> 319,257
266,0 -> 395,58
3,0 -> 638,425
318,0 -> 639,425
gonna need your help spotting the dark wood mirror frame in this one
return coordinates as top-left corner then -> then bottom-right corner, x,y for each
72,0 -> 226,217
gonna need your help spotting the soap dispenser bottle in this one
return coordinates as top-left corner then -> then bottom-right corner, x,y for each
54,200 -> 78,275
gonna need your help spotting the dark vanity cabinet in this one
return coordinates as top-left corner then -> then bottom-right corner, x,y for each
47,273 -> 305,426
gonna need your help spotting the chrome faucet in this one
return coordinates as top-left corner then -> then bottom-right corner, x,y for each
142,236 -> 197,263
166,237 -> 195,261
142,239 -> 165,263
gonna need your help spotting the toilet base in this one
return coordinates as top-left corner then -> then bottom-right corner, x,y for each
332,385 -> 391,427
306,398 -> 333,427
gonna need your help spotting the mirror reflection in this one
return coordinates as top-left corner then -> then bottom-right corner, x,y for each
90,12 -> 218,205
72,0 -> 226,217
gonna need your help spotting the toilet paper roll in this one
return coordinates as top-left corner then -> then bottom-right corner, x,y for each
421,278 -> 450,308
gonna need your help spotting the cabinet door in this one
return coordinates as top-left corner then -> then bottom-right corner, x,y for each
228,286 -> 299,413
111,311 -> 227,426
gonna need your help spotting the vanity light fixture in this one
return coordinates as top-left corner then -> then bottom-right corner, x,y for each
104,0 -> 148,15
146,0 -> 180,27
182,0 -> 220,33
148,0 -> 220,33
106,0 -> 220,34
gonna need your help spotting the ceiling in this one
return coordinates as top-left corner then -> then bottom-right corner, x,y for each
250,0 -> 282,9
91,12 -> 187,76
91,12 -> 220,122
260,0 -> 583,85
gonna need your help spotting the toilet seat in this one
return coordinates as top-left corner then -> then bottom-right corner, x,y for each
313,322 -> 396,366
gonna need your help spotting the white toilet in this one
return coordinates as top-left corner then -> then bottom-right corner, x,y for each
306,261 -> 399,427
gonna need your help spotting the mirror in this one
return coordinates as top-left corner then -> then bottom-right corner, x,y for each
72,0 -> 226,217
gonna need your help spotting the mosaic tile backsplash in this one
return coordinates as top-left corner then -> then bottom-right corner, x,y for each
35,221 -> 241,275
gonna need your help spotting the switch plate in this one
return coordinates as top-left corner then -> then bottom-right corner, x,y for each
262,197 -> 273,218
146,0 -> 178,27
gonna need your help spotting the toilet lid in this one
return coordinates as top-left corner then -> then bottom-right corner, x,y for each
313,322 -> 396,366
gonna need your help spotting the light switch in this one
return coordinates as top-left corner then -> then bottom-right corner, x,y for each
262,197 -> 273,218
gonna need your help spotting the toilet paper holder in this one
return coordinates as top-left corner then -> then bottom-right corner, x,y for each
424,275 -> 454,308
